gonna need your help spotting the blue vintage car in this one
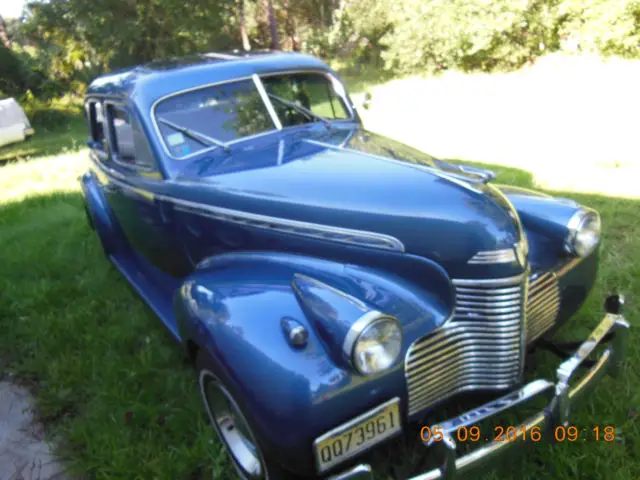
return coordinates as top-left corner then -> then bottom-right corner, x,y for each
80,51 -> 629,479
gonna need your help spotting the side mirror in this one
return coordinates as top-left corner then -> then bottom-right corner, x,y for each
362,92 -> 372,110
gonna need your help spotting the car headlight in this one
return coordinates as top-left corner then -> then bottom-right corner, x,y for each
344,313 -> 403,375
565,209 -> 601,257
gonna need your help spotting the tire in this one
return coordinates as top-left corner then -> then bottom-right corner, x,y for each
195,351 -> 303,480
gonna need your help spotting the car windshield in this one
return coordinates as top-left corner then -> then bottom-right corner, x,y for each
154,72 -> 351,159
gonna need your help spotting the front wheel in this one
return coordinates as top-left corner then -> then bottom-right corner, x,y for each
196,352 -> 301,480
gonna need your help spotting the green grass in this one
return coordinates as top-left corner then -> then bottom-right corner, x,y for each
0,71 -> 638,478
0,118 -> 86,164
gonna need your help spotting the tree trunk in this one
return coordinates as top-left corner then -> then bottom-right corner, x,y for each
238,0 -> 251,51
0,14 -> 12,49
282,0 -> 299,51
262,0 -> 280,50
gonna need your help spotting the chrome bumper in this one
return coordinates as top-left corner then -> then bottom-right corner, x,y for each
328,307 -> 629,480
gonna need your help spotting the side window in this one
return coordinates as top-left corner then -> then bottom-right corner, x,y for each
261,73 -> 350,126
106,104 -> 135,163
106,104 -> 155,169
86,101 -> 106,152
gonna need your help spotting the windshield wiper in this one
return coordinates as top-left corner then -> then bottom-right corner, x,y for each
157,117 -> 229,151
266,93 -> 330,125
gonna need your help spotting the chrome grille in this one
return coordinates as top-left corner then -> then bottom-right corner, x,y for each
405,275 -> 525,417
526,272 -> 561,343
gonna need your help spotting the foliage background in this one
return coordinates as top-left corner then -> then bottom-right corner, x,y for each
1,0 -> 640,114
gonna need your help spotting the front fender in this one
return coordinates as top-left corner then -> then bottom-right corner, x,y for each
175,252 -> 453,475
496,185 -> 585,271
496,185 -> 581,242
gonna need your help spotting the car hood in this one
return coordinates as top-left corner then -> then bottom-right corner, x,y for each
174,125 -> 523,273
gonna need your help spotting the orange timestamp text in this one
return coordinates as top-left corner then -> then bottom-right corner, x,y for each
420,425 -> 615,443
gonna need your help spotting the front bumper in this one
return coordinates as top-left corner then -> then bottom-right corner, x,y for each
328,306 -> 629,480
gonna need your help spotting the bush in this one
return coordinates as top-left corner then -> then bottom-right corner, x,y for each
330,0 -> 640,76
378,0 -> 559,74
0,43 -> 28,97
556,0 -> 640,57
21,91 -> 83,131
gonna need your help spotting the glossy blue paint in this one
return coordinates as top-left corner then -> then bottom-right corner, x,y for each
291,273 -> 376,369
550,251 -> 599,334
80,170 -> 129,255
81,52 -> 604,478
174,252 -> 451,475
498,185 -> 581,249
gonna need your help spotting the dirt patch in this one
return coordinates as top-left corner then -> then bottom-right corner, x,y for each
0,381 -> 69,480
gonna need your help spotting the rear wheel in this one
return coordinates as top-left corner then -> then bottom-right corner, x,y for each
196,352 -> 301,480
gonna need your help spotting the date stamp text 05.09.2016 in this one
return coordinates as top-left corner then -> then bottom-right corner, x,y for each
420,425 -> 616,443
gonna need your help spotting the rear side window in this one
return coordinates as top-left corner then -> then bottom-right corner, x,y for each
106,104 -> 156,169
86,101 -> 106,152
107,104 -> 135,163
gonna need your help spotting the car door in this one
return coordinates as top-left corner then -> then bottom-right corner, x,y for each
89,99 -> 191,277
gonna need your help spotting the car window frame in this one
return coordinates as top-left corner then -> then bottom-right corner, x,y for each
103,100 -> 159,174
259,70 -> 353,122
84,99 -> 108,161
150,69 -> 357,162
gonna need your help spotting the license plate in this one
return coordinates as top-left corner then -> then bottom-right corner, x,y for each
313,398 -> 401,473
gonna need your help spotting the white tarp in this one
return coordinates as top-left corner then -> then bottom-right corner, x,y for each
0,98 -> 34,148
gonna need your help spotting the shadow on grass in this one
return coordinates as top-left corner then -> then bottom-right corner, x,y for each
0,115 -> 87,166
0,159 -> 637,479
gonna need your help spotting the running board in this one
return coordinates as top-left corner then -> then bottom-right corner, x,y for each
110,252 -> 182,342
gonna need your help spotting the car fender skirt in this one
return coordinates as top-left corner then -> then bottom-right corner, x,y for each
174,251 -> 453,475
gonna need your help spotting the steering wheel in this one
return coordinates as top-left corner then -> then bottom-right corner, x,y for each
283,106 -> 308,126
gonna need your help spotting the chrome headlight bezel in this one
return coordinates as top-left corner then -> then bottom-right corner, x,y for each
564,209 -> 601,257
343,312 -> 403,376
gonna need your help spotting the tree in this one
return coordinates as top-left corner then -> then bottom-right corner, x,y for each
0,14 -> 12,49
263,0 -> 280,49
282,0 -> 300,51
238,0 -> 251,51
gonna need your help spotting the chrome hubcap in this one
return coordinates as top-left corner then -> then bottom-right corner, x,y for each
199,371 -> 265,479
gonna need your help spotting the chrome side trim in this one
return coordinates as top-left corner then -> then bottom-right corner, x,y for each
303,139 -> 483,194
252,74 -> 282,130
167,197 -> 406,252
90,154 -> 405,252
468,248 -> 516,264
292,273 -> 370,311
451,273 -> 526,286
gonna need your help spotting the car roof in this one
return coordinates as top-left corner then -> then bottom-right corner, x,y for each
86,51 -> 335,110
